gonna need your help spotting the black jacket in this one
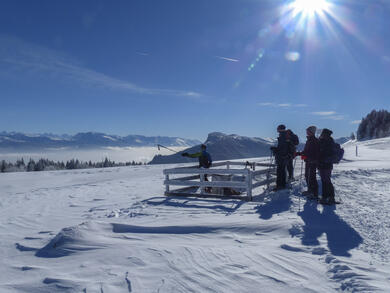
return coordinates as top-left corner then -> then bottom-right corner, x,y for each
273,132 -> 291,162
319,137 -> 334,170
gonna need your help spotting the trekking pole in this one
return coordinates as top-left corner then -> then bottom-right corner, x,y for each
157,144 -> 180,154
266,151 -> 274,192
293,156 -> 297,172
157,144 -> 191,163
299,158 -> 304,190
299,158 -> 304,211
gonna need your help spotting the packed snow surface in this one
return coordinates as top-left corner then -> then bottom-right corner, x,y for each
1,138 -> 390,292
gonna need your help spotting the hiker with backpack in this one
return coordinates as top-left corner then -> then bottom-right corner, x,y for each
270,124 -> 291,190
296,126 -> 320,199
286,129 -> 299,181
182,144 -> 213,192
318,128 -> 342,205
182,144 -> 212,168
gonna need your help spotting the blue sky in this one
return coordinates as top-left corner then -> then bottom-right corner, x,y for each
1,0 -> 389,141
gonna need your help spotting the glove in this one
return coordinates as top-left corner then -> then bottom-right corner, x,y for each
270,146 -> 277,151
295,151 -> 302,156
181,152 -> 189,157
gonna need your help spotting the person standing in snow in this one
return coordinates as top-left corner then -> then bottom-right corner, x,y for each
286,129 -> 299,181
181,144 -> 212,168
297,126 -> 320,198
182,144 -> 213,192
318,129 -> 336,204
270,124 -> 290,190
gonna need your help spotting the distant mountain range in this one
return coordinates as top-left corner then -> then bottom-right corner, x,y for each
0,131 -> 201,150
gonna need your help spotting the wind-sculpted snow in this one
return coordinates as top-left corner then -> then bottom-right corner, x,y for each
1,138 -> 390,292
35,224 -> 106,258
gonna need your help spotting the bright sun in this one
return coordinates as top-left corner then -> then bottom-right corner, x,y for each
291,0 -> 329,16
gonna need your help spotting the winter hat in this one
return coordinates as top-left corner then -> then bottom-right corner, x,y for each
306,126 -> 317,135
321,128 -> 333,136
277,124 -> 286,132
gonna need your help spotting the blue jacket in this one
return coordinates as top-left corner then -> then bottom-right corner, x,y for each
188,150 -> 212,168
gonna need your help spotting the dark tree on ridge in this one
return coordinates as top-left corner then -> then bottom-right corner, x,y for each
357,110 -> 390,141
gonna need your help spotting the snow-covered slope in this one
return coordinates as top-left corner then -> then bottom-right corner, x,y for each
1,138 -> 390,292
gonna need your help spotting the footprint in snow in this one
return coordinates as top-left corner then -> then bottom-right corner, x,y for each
15,243 -> 38,252
280,244 -> 304,252
312,247 -> 327,255
38,231 -> 53,234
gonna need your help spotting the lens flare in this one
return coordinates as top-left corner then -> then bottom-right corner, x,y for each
285,51 -> 300,62
291,0 -> 329,16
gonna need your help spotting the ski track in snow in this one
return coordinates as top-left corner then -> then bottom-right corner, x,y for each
1,138 -> 390,292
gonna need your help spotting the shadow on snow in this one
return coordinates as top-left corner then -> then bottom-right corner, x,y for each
254,191 -> 293,220
254,187 -> 363,257
143,196 -> 245,215
293,200 -> 363,257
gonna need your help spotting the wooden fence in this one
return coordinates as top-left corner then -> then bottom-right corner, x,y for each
163,160 -> 276,201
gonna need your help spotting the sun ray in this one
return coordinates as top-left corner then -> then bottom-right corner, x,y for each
290,0 -> 330,17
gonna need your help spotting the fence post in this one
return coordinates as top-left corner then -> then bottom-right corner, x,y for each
246,169 -> 253,201
200,173 -> 205,194
266,167 -> 270,191
165,174 -> 170,194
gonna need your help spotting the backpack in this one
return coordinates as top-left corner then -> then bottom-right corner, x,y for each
287,134 -> 299,157
291,134 -> 299,146
331,142 -> 344,164
199,153 -> 212,168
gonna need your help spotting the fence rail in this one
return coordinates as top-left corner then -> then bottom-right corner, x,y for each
163,160 -> 276,201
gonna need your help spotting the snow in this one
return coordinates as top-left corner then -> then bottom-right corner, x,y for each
103,136 -> 118,142
2,137 -> 26,143
1,138 -> 390,292
175,138 -> 186,145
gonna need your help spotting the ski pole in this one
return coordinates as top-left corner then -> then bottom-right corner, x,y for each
157,144 -> 193,164
266,151 -> 273,192
157,144 -> 180,154
293,156 -> 297,171
299,158 -> 304,211
299,158 -> 304,191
